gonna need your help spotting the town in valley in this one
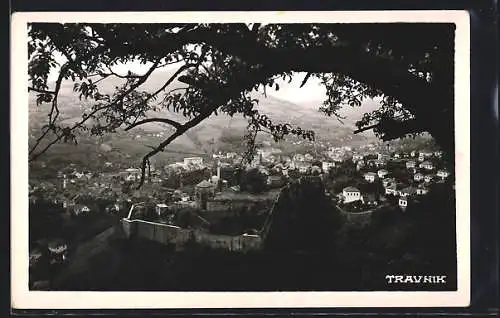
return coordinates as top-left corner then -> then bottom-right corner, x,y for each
25,22 -> 457,292
29,134 -> 454,291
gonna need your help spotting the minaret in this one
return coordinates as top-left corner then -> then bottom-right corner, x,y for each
62,174 -> 67,190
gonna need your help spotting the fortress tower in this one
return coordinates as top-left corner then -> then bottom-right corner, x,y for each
195,180 -> 215,210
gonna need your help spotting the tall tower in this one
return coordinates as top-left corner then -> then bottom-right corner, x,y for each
62,174 -> 67,190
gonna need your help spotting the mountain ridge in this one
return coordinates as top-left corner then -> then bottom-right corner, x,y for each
29,70 -> 380,159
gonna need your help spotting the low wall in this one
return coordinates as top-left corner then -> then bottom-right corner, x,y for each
120,218 -> 262,252
122,218 -> 134,237
343,210 -> 373,226
335,203 -> 391,225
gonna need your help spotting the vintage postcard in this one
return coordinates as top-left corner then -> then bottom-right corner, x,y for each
11,10 -> 470,309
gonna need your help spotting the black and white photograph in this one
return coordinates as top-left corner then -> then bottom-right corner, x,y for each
11,11 -> 470,308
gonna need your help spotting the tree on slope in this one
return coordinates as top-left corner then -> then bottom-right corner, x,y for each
28,23 -> 454,188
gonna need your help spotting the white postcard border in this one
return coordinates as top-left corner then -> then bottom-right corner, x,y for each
11,10 -> 470,309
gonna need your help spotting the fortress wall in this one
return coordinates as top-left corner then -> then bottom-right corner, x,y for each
121,218 -> 139,238
193,230 -> 235,250
137,220 -> 155,241
121,218 -> 262,251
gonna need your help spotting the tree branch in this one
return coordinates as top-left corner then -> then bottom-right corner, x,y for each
125,118 -> 182,131
103,69 -> 143,79
28,87 -> 56,94
300,72 -> 312,88
353,123 -> 379,134
140,50 -> 207,105
29,61 -> 70,156
136,110 -> 212,189
146,63 -> 194,103
29,57 -> 163,161
353,118 -> 425,138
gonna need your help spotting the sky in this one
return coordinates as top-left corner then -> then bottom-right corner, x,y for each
47,53 -> 327,104
266,74 -> 327,103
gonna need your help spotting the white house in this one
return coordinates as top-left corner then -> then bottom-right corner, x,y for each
420,161 -> 434,170
322,161 -> 335,172
304,153 -> 314,161
406,160 -> 416,169
436,170 -> 450,180
399,186 -> 418,197
155,203 -> 169,216
385,183 -> 398,196
342,186 -> 361,203
417,186 -> 429,195
377,169 -> 389,179
364,172 -> 377,183
399,197 -> 409,209
352,154 -> 364,162
410,151 -> 416,157
424,175 -> 434,183
414,173 -> 424,182
184,157 -> 203,166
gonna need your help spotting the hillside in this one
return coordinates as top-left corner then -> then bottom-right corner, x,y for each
29,69 -> 380,166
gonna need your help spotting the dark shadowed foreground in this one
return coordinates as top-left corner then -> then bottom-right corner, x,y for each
49,178 -> 456,291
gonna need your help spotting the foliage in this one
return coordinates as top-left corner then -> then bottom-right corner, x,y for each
239,168 -> 267,194
263,176 -> 344,253
28,23 -> 455,187
358,179 -> 385,197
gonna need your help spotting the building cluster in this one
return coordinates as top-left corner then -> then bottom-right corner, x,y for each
339,149 -> 450,211
31,142 -> 450,220
28,137 -> 452,271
